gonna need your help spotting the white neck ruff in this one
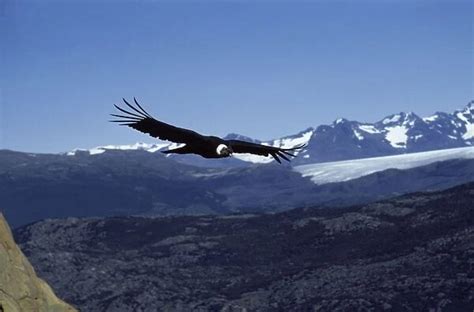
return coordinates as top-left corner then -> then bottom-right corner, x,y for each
216,144 -> 228,155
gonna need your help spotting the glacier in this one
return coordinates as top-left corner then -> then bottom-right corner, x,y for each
294,146 -> 474,185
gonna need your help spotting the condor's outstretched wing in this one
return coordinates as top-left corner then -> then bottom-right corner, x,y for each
226,140 -> 306,163
110,98 -> 205,144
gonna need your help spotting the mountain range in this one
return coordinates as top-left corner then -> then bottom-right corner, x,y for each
1,101 -> 473,227
68,101 -> 474,166
2,146 -> 473,228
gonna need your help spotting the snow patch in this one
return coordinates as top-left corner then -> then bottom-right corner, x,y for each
89,148 -> 107,155
232,154 -> 274,164
67,142 -> 170,156
353,130 -> 364,140
382,115 -> 400,124
270,130 -> 313,150
463,123 -> 474,140
457,112 -> 469,123
294,146 -> 474,185
385,126 -> 408,148
456,111 -> 474,140
359,125 -> 380,134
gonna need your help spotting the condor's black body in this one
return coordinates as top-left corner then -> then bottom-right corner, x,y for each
111,98 -> 305,163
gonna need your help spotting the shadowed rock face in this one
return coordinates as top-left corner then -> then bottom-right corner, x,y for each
0,213 -> 76,312
14,183 -> 474,312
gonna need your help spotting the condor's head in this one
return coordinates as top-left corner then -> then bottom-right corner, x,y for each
216,144 -> 233,157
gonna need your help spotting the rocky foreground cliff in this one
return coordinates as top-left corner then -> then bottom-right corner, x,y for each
14,183 -> 474,311
0,213 -> 77,312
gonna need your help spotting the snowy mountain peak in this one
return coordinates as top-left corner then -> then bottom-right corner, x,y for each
66,142 -> 169,156
333,118 -> 349,125
223,133 -> 260,143
67,101 -> 474,166
422,112 -> 448,123
298,127 -> 316,134
381,114 -> 401,125
404,111 -> 421,121
380,112 -> 420,126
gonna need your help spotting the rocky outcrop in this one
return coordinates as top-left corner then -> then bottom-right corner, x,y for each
0,213 -> 77,312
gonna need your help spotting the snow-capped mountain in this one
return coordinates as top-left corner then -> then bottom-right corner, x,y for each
68,101 -> 474,166
297,102 -> 474,164
67,128 -> 316,166
67,142 -> 170,156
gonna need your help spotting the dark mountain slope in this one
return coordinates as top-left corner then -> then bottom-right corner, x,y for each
14,182 -> 474,311
2,148 -> 474,227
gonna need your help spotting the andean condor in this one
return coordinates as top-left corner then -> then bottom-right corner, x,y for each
110,98 -> 306,163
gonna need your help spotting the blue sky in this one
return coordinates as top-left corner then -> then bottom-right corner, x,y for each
1,0 -> 472,153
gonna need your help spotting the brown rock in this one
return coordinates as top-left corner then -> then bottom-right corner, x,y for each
0,213 -> 77,312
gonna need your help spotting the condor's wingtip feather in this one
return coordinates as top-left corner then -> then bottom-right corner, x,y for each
122,98 -> 149,118
109,120 -> 137,126
281,150 -> 296,157
277,151 -> 290,162
133,97 -> 153,118
114,104 -> 144,119
284,143 -> 307,151
271,153 -> 282,164
109,119 -> 136,123
110,113 -> 142,120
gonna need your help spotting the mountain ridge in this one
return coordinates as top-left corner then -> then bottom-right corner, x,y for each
2,146 -> 473,228
68,101 -> 474,166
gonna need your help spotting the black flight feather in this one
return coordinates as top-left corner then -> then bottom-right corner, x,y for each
110,98 -> 307,163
